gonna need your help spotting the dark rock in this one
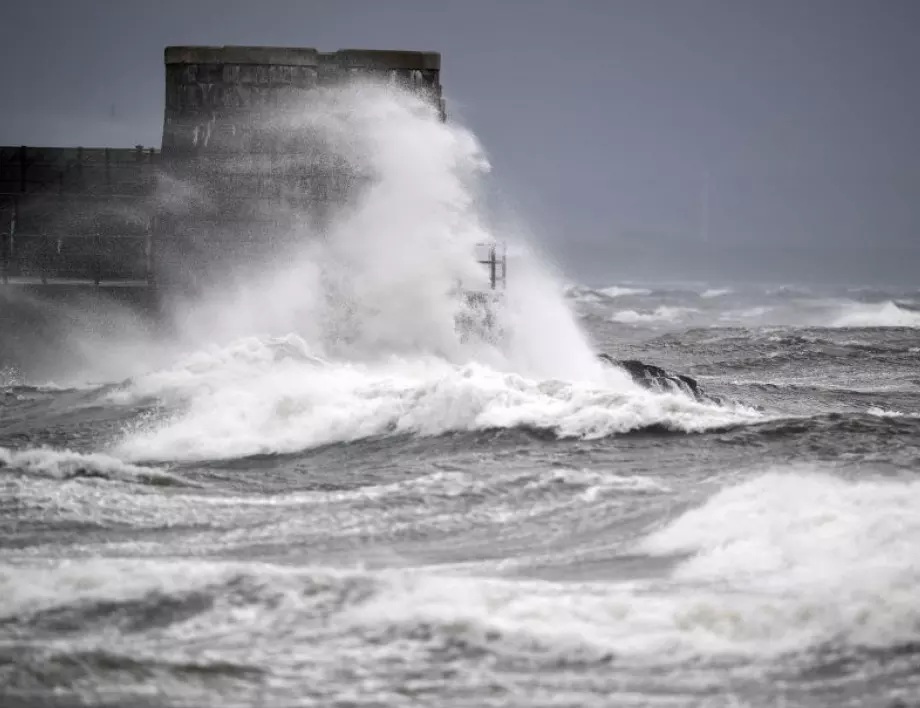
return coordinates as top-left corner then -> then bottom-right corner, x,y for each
598,354 -> 717,403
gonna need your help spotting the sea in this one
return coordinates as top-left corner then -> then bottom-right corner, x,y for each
1,85 -> 919,708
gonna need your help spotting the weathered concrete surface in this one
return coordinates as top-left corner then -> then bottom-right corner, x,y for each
157,45 -> 446,295
165,46 -> 321,67
164,46 -> 440,70
0,146 -> 159,285
162,45 -> 444,154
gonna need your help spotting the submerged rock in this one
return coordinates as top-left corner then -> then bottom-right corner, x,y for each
598,354 -> 717,403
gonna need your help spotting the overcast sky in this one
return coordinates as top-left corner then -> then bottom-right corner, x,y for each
1,0 -> 918,285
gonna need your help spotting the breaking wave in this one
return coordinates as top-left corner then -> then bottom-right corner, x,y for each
0,446 -> 186,486
22,84 -> 750,464
638,468 -> 920,655
111,335 -> 758,463
831,300 -> 920,328
5,467 -> 917,670
598,285 -> 653,298
610,306 -> 700,325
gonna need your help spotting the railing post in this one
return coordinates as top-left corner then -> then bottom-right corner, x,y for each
489,244 -> 497,290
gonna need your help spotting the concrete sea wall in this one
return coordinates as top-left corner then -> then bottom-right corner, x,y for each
1,46 -> 445,299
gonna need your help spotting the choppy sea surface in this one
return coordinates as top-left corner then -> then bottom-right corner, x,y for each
2,282 -> 919,708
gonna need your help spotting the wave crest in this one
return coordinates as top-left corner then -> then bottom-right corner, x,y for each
611,306 -> 699,325
112,343 -> 757,463
638,469 -> 920,651
0,446 -> 187,486
831,301 -> 920,328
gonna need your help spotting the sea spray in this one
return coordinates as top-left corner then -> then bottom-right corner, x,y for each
164,82 -> 489,363
97,82 -> 741,460
151,82 -> 625,384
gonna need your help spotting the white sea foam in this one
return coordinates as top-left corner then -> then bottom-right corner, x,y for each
611,306 -> 699,325
598,285 -> 653,298
867,406 -> 919,419
0,446 -> 183,486
637,468 -> 920,652
5,468 -> 915,666
148,83 -> 614,384
562,284 -> 604,303
700,287 -> 732,299
113,346 -> 756,462
353,467 -> 920,661
0,559 -> 252,619
89,84 -> 756,462
831,300 -> 920,328
563,277 -> 920,330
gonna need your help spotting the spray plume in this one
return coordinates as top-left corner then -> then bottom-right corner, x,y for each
154,81 -> 625,386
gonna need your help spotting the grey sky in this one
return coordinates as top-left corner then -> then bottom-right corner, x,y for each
2,0 -> 918,285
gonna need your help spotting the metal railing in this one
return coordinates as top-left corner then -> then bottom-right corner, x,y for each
475,241 -> 507,290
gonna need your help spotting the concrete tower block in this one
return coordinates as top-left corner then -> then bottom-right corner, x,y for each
162,46 -> 444,154
156,45 -> 446,294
